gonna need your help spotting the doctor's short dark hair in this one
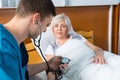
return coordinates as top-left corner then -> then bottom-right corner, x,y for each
16,0 -> 56,20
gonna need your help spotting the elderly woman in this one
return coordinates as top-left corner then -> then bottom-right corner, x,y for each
44,13 -> 120,80
45,13 -> 105,64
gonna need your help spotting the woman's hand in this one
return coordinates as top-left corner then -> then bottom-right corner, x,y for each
59,63 -> 68,70
85,41 -> 106,64
93,50 -> 106,64
47,72 -> 55,80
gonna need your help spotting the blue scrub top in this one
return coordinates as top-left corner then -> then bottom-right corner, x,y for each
0,24 -> 28,80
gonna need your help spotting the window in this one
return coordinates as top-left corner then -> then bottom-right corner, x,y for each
0,0 -> 19,8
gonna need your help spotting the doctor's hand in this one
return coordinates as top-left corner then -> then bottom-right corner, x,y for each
93,51 -> 106,64
48,56 -> 62,70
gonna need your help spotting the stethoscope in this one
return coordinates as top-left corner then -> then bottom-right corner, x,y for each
33,22 -> 63,80
32,23 -> 50,70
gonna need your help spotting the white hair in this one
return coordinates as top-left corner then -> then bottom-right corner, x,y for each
50,13 -> 75,35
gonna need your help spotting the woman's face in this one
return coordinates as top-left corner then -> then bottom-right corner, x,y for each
52,20 -> 68,39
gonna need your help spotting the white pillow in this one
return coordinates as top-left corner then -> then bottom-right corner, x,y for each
40,27 -> 55,53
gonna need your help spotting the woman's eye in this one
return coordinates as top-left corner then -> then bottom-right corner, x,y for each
62,25 -> 67,28
54,25 -> 58,27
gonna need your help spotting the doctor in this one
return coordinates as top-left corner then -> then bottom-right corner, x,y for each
0,0 -> 62,80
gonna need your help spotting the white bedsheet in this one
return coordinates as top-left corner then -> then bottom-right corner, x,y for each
54,39 -> 120,80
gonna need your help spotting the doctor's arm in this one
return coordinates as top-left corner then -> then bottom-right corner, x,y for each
28,56 -> 62,76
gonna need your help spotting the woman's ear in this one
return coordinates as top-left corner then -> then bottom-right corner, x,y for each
32,13 -> 40,24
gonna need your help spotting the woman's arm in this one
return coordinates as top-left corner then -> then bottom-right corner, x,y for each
45,44 -> 55,61
85,41 -> 106,64
46,54 -> 54,60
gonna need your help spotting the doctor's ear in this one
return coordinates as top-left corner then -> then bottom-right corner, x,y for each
33,13 -> 41,24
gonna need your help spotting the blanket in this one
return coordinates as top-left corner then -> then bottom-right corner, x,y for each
55,39 -> 120,80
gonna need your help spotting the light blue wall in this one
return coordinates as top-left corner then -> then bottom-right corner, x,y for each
0,0 -> 19,8
52,0 -> 118,7
69,0 -> 118,6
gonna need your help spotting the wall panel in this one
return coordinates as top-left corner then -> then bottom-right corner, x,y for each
0,5 -> 119,53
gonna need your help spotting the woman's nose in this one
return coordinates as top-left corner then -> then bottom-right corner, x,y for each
57,26 -> 62,31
